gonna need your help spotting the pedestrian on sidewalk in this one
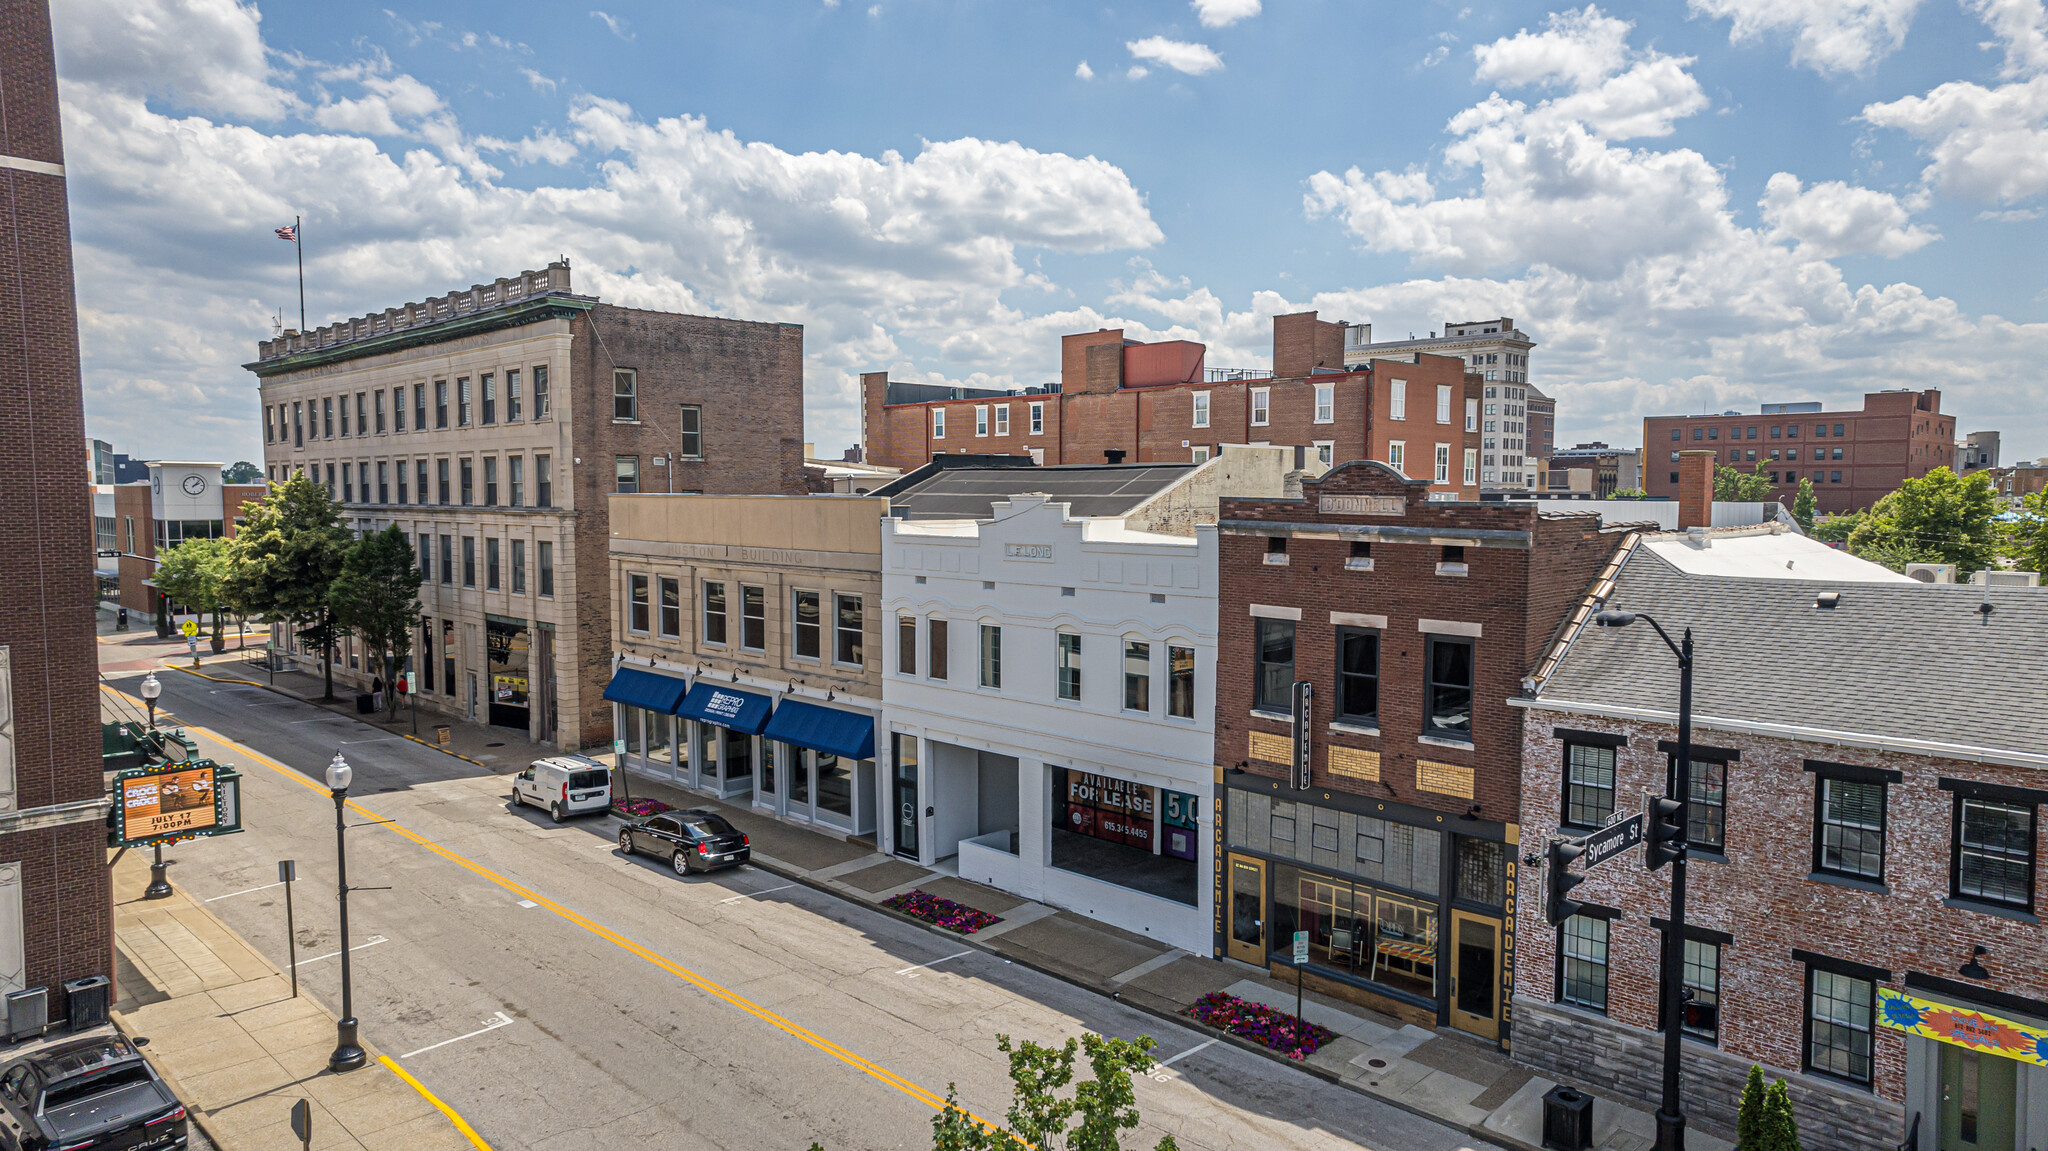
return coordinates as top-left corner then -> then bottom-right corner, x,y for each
371,675 -> 385,712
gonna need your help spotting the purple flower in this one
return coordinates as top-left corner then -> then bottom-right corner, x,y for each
1185,992 -> 1336,1059
883,889 -> 1003,934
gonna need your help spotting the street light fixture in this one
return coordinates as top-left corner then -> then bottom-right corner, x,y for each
140,673 -> 162,730
1593,606 -> 1693,1151
325,752 -> 367,1073
138,673 -> 174,900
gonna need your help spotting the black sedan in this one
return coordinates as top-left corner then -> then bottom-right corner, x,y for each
0,1036 -> 187,1150
618,808 -> 751,875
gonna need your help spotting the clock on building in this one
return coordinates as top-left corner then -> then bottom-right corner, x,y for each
182,474 -> 208,496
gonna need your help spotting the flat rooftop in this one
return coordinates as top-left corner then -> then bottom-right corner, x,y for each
875,463 -> 1196,521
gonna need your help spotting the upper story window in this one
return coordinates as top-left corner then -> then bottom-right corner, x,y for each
1811,766 -> 1892,882
658,578 -> 680,637
1388,440 -> 1406,475
616,455 -> 639,494
1559,914 -> 1609,1012
339,395 -> 350,438
533,365 -> 550,419
459,457 -> 474,505
1466,399 -> 1479,432
1055,633 -> 1082,701
1564,741 -> 1618,828
933,408 -> 946,439
835,594 -> 864,667
980,624 -> 1002,689
1424,635 -> 1473,739
264,407 -> 274,442
1167,644 -> 1194,718
792,589 -> 821,659
614,369 -> 637,421
995,404 -> 1010,436
1389,380 -> 1407,420
434,381 -> 449,429
628,574 -> 650,633
1123,640 -> 1150,711
323,397 -> 335,438
702,581 -> 728,644
292,401 -> 303,447
1335,628 -> 1379,727
1254,618 -> 1293,712
1192,391 -> 1210,428
1804,963 -> 1875,1085
741,585 -> 765,651
374,390 -> 386,434
928,619 -> 949,680
1314,385 -> 1334,424
1029,402 -> 1045,435
481,373 -> 496,425
975,405 -> 989,436
1434,444 -> 1452,484
506,369 -> 522,422
679,405 -> 703,460
897,615 -> 917,676
1436,385 -> 1453,424
1952,788 -> 2037,911
1250,387 -> 1270,427
1674,752 -> 1729,852
536,454 -> 553,508
457,377 -> 473,426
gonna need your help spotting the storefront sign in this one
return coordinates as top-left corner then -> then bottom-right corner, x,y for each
1879,989 -> 2048,1066
1003,543 -> 1054,561
1162,790 -> 1200,862
704,691 -> 751,722
111,758 -> 244,848
1290,681 -> 1313,790
1318,495 -> 1403,516
1063,770 -> 1156,851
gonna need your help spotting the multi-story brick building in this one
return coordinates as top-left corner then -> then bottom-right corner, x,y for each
250,261 -> 807,749
110,463 -> 267,633
1512,524 -> 2045,1150
1212,462 -> 1625,1042
0,0 -> 114,1021
1643,390 -> 1956,515
1345,317 -> 1542,490
862,314 -> 1483,501
1546,442 -> 1643,498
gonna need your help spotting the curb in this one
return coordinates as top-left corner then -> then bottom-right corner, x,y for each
165,664 -> 497,771
400,732 -> 490,769
109,1007 -> 233,1151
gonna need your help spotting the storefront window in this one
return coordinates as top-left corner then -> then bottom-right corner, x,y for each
1454,837 -> 1505,906
646,712 -> 672,767
790,746 -> 810,805
817,752 -> 853,820
621,706 -> 643,758
1052,768 -> 1195,906
1228,789 -> 1440,895
485,618 -> 529,730
760,740 -> 777,798
724,727 -> 753,786
1270,863 -> 1437,999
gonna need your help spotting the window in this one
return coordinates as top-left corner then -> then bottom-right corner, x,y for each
1832,447 -> 1843,460
1467,398 -> 1479,432
703,581 -> 727,644
1463,448 -> 1478,486
265,406 -> 274,442
1314,385 -> 1334,424
460,457 -> 474,505
537,540 -> 553,596
483,456 -> 498,506
980,624 -> 1002,688
1327,627 -> 1380,727
1436,384 -> 1452,424
1434,443 -> 1451,484
396,461 -> 408,504
614,369 -> 637,420
376,461 -> 389,504
439,535 -> 454,584
929,619 -> 948,680
1954,795 -> 2035,910
1123,640 -> 1150,711
1191,391 -> 1210,428
1830,470 -> 1842,484
536,454 -> 552,508
793,590 -> 821,658
1559,915 -> 1609,1012
1708,428 -> 1718,440
373,390 -> 386,434
1806,967 -> 1874,1083
1254,618 -> 1294,712
995,404 -> 1010,435
340,396 -> 351,438
1056,633 -> 1082,701
975,405 -> 989,436
933,408 -> 946,438
628,575 -> 650,632
341,463 -> 353,503
1030,402 -> 1045,435
1388,440 -> 1406,475
481,373 -> 496,425
1815,776 -> 1887,881
486,538 -> 501,590
1425,636 -> 1473,738
533,365 -> 550,418
1167,645 -> 1195,718
741,585 -> 765,650
1670,938 -> 1721,1043
616,456 -> 639,493
293,401 -> 303,446
435,459 -> 451,504
416,460 -> 428,505
457,377 -> 472,426
1192,446 -> 1210,464
835,594 -> 863,666
408,384 -> 421,432
508,455 -> 524,507
323,463 -> 334,497
461,537 -> 476,586
1565,743 -> 1617,828
679,405 -> 702,459
1834,424 -> 1845,437
417,533 -> 431,579
1786,423 -> 1797,437
1314,441 -> 1334,468
1673,755 -> 1727,851
898,616 -> 917,675
511,539 -> 525,593
323,397 -> 335,438
1389,379 -> 1407,420
433,381 -> 448,429
506,369 -> 521,421
1250,387 -> 1270,426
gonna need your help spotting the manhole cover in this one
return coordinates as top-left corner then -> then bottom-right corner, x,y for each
486,742 -> 505,748
1367,1058 -> 1387,1068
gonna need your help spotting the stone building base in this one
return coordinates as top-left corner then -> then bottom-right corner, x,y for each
1510,997 -> 1905,1151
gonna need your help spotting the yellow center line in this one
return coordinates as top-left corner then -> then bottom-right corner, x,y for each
104,686 -> 1005,1137
379,1057 -> 493,1150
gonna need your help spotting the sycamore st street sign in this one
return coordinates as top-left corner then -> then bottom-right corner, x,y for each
1578,813 -> 1645,869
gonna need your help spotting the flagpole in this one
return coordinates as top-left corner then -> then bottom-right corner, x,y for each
295,214 -> 306,332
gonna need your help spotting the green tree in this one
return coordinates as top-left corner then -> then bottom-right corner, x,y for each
1736,1064 -> 1768,1149
153,536 -> 234,652
1791,479 -> 1817,531
1714,460 -> 1775,502
221,460 -> 264,484
224,474 -> 351,700
1609,488 -> 1649,500
923,1033 -> 1179,1151
1846,467 -> 1998,572
2006,489 -> 2048,575
1759,1078 -> 1801,1151
331,525 -> 423,719
1810,510 -> 1861,545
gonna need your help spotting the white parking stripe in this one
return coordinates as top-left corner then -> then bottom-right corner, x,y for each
203,881 -> 284,903
400,1011 -> 516,1059
895,950 -> 974,976
719,883 -> 797,904
1154,1038 -> 1218,1068
299,936 -> 389,964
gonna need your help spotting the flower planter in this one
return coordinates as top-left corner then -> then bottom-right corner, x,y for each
882,889 -> 1003,935
1185,991 -> 1337,1060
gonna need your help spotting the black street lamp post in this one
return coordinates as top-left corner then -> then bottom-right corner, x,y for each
1595,608 -> 1693,1151
325,752 -> 367,1073
138,673 -> 174,900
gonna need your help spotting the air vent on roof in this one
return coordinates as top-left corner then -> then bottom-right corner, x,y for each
1972,570 -> 2041,587
1816,592 -> 1841,609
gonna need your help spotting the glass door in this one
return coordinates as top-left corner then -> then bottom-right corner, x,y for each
1941,1044 -> 2018,1150
1449,911 -> 1501,1041
1227,855 -> 1267,965
893,760 -> 920,860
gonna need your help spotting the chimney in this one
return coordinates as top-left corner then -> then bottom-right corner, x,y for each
1104,449 -> 1127,464
1677,450 -> 1715,530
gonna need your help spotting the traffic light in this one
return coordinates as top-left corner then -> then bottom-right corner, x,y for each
1545,839 -> 1586,926
1647,796 -> 1686,870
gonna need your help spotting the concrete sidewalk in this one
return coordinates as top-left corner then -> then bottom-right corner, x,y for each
111,851 -> 480,1150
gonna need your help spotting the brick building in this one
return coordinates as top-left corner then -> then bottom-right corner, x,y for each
1344,316 -> 1543,490
1513,526 -> 2048,1150
862,313 -> 1483,501
1212,462 -> 1625,1042
0,0 -> 114,1020
1643,390 -> 1956,515
250,261 -> 807,749
110,463 -> 267,632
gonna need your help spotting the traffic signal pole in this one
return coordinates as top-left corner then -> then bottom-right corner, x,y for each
1653,627 -> 1694,1151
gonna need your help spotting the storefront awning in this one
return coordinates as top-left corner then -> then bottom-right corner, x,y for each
675,683 -> 773,735
763,700 -> 874,760
601,667 -> 688,713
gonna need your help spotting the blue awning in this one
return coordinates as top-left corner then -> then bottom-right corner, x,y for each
675,683 -> 774,735
763,700 -> 875,761
602,667 -> 688,713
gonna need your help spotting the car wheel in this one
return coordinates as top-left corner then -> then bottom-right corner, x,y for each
671,850 -> 691,876
551,803 -> 566,824
511,790 -> 523,808
618,829 -> 633,856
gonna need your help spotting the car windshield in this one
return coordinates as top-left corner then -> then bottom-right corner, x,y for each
568,770 -> 608,791
679,814 -> 738,838
43,1064 -> 151,1109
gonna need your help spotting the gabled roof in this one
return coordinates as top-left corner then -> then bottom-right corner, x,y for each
875,463 -> 1197,521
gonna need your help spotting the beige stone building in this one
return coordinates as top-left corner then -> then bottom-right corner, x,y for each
606,495 -> 884,838
251,261 -> 807,749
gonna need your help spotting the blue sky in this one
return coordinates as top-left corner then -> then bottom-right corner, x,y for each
52,0 -> 2048,467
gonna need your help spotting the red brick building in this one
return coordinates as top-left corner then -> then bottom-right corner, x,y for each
1514,531 -> 2048,1149
1643,390 -> 1955,514
111,465 -> 267,632
863,313 -> 1483,501
0,0 -> 114,1021
1211,462 -> 1625,1041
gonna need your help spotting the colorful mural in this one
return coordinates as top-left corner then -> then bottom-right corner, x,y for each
1877,989 -> 2048,1067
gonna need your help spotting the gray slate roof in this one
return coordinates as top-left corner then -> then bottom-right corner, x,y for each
1539,545 -> 2048,758
878,463 -> 1196,521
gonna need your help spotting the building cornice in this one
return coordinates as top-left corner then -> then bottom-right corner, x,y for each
0,797 -> 112,835
246,296 -> 595,379
1219,518 -> 1532,548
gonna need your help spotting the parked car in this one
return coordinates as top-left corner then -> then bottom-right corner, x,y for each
512,756 -> 612,822
617,808 -> 751,875
0,1035 -> 187,1151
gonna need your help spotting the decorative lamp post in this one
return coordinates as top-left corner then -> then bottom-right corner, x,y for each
138,673 -> 174,899
140,673 -> 162,730
325,752 -> 367,1072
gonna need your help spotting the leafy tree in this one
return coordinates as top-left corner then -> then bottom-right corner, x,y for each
2006,489 -> 2048,575
331,525 -> 423,718
1846,467 -> 1998,572
224,474 -> 351,699
1609,488 -> 1649,500
1791,479 -> 1817,531
1714,460 -> 1775,502
1810,510 -> 1861,545
920,1033 -> 1179,1151
1736,1064 -> 1767,1149
153,536 -> 234,651
1759,1078 -> 1801,1151
221,461 -> 264,484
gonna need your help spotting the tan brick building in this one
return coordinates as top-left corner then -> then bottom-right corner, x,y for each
250,261 -> 807,749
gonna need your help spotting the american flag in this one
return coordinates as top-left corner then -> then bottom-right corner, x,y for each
274,224 -> 297,243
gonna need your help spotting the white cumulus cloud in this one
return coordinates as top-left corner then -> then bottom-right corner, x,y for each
1688,0 -> 1923,75
1126,36 -> 1225,76
1076,59 -> 1094,80
1192,0 -> 1261,28
1758,173 -> 1939,257
1864,0 -> 2048,203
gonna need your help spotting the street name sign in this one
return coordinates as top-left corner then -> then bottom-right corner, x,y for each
1580,814 -> 1644,868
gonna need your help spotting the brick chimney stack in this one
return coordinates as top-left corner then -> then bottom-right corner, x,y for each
1677,450 -> 1716,530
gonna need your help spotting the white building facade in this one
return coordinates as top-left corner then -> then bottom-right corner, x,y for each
881,496 -> 1217,953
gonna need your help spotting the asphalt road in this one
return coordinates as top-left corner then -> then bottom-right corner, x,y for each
110,666 -> 1498,1151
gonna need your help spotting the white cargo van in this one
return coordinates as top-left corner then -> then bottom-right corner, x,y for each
513,756 -> 613,821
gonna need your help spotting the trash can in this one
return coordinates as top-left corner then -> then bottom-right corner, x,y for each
63,976 -> 110,1032
355,693 -> 375,714
1541,1085 -> 1594,1151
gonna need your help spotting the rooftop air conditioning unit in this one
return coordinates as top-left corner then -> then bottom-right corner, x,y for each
1972,570 -> 2041,587
1905,563 -> 1956,584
